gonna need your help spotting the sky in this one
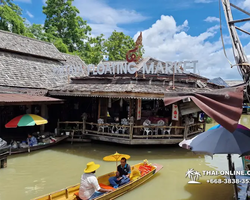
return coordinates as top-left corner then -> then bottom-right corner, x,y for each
13,0 -> 250,80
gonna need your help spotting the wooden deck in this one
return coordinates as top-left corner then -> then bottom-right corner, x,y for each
57,121 -> 204,145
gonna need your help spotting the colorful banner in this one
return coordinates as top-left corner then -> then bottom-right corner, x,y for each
242,155 -> 250,176
172,104 -> 179,121
137,99 -> 141,120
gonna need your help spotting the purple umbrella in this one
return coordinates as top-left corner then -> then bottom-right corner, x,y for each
208,124 -> 249,131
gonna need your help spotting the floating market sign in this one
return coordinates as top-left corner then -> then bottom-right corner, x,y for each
87,60 -> 198,76
53,60 -> 198,76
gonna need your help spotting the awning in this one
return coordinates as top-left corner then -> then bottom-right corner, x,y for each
164,86 -> 244,133
0,93 -> 64,105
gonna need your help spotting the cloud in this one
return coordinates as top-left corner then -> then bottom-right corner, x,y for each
26,11 -> 34,18
74,0 -> 147,38
242,0 -> 250,10
204,16 -> 220,23
133,15 -> 245,80
14,0 -> 32,3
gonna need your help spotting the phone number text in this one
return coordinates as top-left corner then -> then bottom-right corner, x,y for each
207,179 -> 250,184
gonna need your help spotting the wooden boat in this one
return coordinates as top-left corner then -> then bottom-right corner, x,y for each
9,135 -> 68,155
33,163 -> 163,200
0,145 -> 10,155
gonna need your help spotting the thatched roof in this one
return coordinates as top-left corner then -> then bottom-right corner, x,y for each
0,51 -> 87,89
0,30 -> 87,90
0,30 -> 65,61
61,53 -> 87,75
49,75 -> 223,99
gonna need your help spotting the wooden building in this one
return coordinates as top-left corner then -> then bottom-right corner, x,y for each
49,57 -> 226,145
0,30 -> 87,142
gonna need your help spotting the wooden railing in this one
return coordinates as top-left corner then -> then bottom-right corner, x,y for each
85,122 -> 130,139
57,120 -> 205,140
132,125 -> 185,139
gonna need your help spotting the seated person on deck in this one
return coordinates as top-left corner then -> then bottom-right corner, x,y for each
27,134 -> 37,146
79,162 -> 113,200
109,157 -> 131,188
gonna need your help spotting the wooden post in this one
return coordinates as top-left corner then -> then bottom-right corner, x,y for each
130,99 -> 134,117
40,104 -> 47,133
203,122 -> 206,132
134,99 -> 138,135
98,98 -> 101,119
129,116 -> 134,140
57,119 -> 60,136
184,125 -> 188,139
103,98 -> 108,122
82,113 -> 87,134
0,155 -> 7,168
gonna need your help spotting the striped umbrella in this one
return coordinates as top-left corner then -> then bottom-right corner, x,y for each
5,114 -> 48,128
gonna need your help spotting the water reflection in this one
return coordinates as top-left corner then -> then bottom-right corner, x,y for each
0,115 -> 249,200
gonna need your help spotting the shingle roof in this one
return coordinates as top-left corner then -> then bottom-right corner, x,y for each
61,53 -> 88,75
0,30 -> 65,61
49,75 -> 217,99
0,93 -> 63,104
0,51 -> 78,89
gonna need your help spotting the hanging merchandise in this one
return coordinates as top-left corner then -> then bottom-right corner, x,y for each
108,98 -> 111,108
172,104 -> 179,121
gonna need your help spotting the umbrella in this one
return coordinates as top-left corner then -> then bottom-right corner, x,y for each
5,114 -> 48,128
103,152 -> 130,168
208,123 -> 249,131
179,127 -> 250,200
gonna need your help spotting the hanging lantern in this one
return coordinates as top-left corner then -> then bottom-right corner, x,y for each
120,99 -> 123,107
108,98 -> 111,108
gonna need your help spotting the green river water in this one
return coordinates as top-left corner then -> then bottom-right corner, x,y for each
0,115 -> 250,200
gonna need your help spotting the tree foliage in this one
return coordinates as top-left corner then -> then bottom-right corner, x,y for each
43,0 -> 91,52
0,0 -> 145,65
0,0 -> 26,34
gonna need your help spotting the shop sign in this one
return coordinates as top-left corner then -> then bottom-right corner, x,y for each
87,60 -> 198,76
172,104 -> 179,121
137,99 -> 142,120
52,61 -> 198,77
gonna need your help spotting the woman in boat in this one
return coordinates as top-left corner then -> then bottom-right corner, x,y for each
27,134 -> 38,146
79,162 -> 113,200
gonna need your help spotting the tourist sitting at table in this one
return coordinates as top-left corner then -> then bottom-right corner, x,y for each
109,157 -> 131,188
27,134 -> 38,146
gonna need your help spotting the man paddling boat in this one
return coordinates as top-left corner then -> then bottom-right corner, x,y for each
79,162 -> 113,200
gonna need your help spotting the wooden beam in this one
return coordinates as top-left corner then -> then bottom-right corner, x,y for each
91,92 -> 164,99
230,3 -> 250,17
